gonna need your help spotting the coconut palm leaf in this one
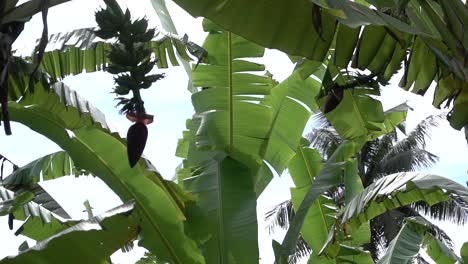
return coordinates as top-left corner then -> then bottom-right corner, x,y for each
413,197 -> 468,225
306,127 -> 341,159
265,199 -> 294,234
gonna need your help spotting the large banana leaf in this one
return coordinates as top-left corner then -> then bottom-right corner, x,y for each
280,97 -> 407,260
176,19 -> 323,263
172,0 -> 468,131
188,19 -> 321,193
278,138 -> 382,263
5,63 -> 205,264
18,27 -> 206,84
0,201 -> 138,264
256,69 -> 320,191
378,217 -> 461,264
177,19 -> 273,263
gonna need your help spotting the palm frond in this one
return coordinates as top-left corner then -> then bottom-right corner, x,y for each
426,221 -> 455,249
265,200 -> 294,234
287,236 -> 311,264
264,200 -> 311,264
378,149 -> 439,176
310,112 -> 329,128
306,127 -> 342,159
363,135 -> 395,186
412,196 -> 468,225
390,114 -> 442,154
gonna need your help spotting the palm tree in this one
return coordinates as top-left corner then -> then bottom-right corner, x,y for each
265,113 -> 468,263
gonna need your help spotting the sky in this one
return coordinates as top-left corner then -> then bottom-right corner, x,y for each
0,0 -> 467,263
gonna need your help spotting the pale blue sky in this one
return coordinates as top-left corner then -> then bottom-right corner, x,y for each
0,1 -> 467,263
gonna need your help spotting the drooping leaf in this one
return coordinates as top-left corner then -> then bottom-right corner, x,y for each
378,217 -> 461,264
0,186 -> 77,241
340,173 -> 468,231
0,201 -> 138,264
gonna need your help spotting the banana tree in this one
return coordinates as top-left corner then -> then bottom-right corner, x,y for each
1,1 -> 466,263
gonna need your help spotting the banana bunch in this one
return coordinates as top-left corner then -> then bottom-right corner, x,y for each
95,0 -> 164,167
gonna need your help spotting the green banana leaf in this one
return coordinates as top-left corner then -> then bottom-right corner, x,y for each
378,217 -> 461,264
6,62 -> 205,264
19,27 -> 206,83
187,19 -> 322,194
318,172 -> 468,256
340,172 -> 468,230
0,201 -> 138,264
177,19 -> 323,263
